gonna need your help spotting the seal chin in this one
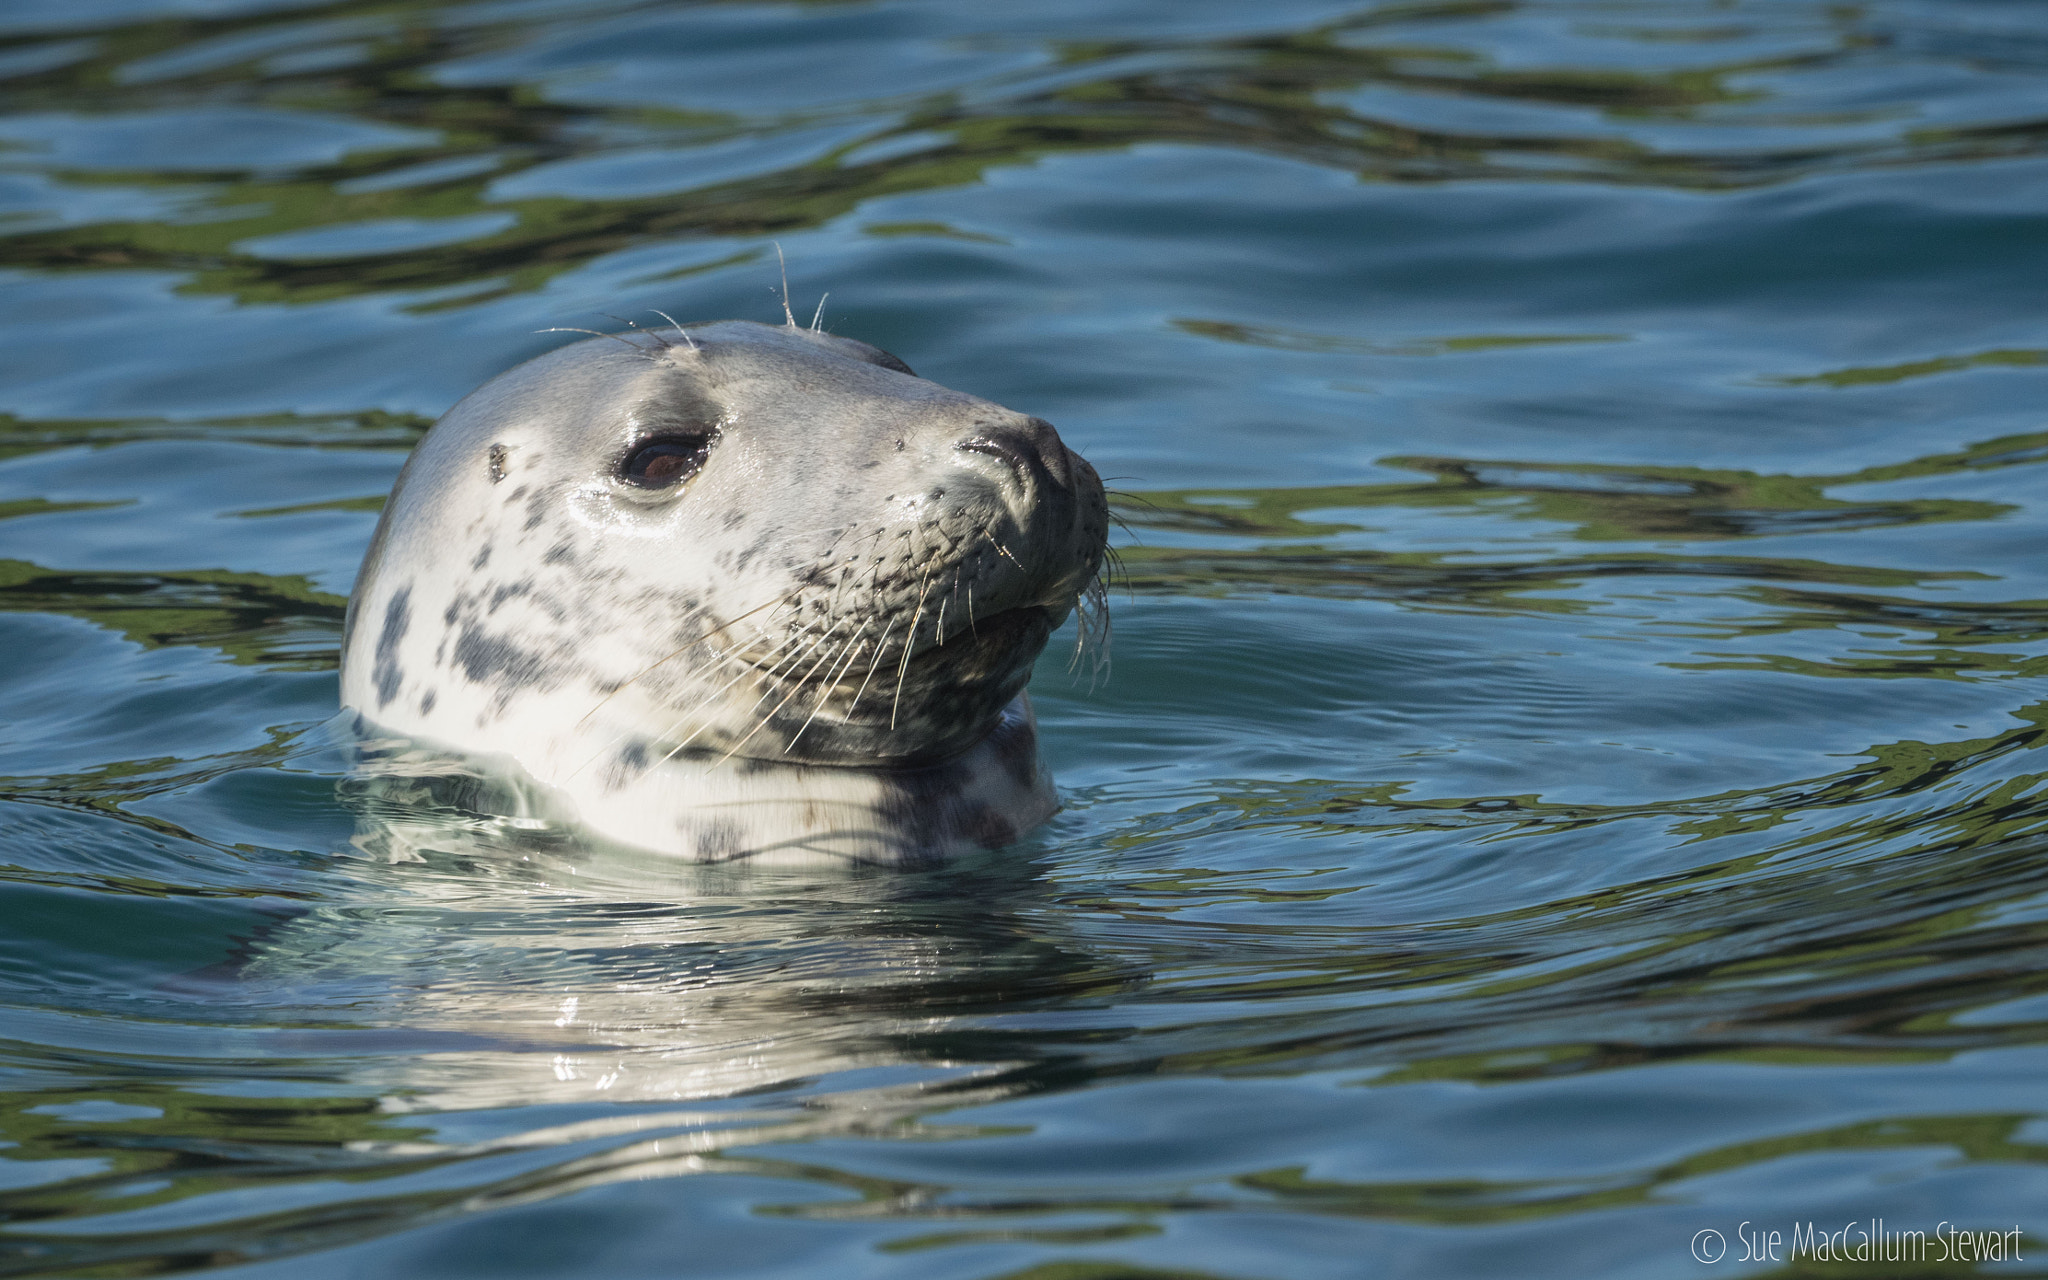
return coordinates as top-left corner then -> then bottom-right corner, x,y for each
752,604 -> 1056,768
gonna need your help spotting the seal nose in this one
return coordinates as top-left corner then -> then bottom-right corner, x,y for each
957,416 -> 1074,491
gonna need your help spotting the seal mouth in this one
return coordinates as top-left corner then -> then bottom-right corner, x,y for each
708,601 -> 1055,767
875,600 -> 1053,704
918,603 -> 1050,660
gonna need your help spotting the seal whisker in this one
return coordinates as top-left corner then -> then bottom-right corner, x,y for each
785,622 -> 871,753
809,292 -> 829,332
888,508 -> 942,731
563,512 -> 877,746
660,621 -> 816,738
648,309 -> 697,351
566,625 -> 789,779
573,586 -> 808,734
1069,574 -> 1112,689
827,526 -> 891,620
774,242 -> 796,328
1101,543 -> 1128,583
837,528 -> 895,659
843,614 -> 900,720
602,313 -> 672,350
536,327 -> 657,361
570,622 -> 807,778
713,618 -> 849,766
733,617 -> 837,710
889,584 -> 930,732
647,623 -> 823,769
972,517 -> 1026,572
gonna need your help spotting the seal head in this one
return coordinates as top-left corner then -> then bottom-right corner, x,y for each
339,320 -> 1107,864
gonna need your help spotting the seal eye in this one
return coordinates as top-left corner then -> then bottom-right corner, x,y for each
622,434 -> 714,489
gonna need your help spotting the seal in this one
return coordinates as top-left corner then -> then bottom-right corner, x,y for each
338,318 -> 1108,865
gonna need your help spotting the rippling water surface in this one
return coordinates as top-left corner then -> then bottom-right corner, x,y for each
3,1 -> 2048,1276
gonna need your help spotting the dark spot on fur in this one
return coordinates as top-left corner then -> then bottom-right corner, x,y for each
419,690 -> 437,715
722,508 -> 745,530
453,625 -> 547,688
488,578 -> 533,613
695,820 -> 745,861
471,544 -> 492,570
523,490 -> 550,532
602,740 -> 652,793
543,541 -> 575,565
732,533 -> 772,573
373,587 -> 411,708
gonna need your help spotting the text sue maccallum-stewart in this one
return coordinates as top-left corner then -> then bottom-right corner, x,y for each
1736,1220 -> 2023,1264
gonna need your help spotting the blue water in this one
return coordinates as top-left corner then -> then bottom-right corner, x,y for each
3,1 -> 2048,1276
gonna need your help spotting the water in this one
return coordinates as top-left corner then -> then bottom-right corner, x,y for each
2,1 -> 2047,1275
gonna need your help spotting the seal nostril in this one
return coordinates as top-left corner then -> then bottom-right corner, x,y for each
957,434 -> 1032,486
957,417 -> 1073,490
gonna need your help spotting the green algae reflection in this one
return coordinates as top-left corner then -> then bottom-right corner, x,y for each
3,0 -> 2042,307
0,559 -> 345,669
1107,430 -> 2045,617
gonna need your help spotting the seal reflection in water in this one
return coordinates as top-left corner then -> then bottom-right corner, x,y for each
339,319 -> 1108,866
